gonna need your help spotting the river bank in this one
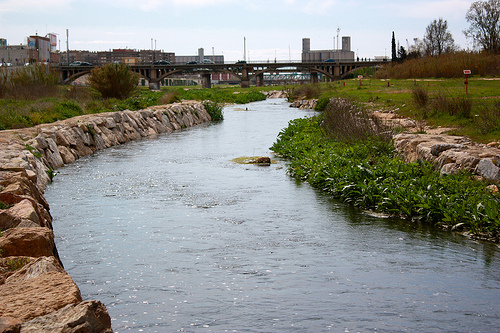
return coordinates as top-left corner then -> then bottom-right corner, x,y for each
0,101 -> 211,332
283,97 -> 500,243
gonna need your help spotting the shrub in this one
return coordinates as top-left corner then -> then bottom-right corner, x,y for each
89,63 -> 139,99
203,101 -> 224,121
158,91 -> 181,104
0,64 -> 59,100
314,96 -> 331,111
286,84 -> 322,101
412,86 -> 429,109
431,94 -> 472,118
321,98 -> 392,143
476,100 -> 500,135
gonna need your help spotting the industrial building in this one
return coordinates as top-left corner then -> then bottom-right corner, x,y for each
302,37 -> 355,62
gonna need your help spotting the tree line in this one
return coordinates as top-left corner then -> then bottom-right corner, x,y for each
392,0 -> 500,62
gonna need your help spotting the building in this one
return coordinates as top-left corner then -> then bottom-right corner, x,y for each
302,37 -> 355,62
91,49 -> 175,65
28,35 -> 51,63
59,50 -> 99,65
0,42 -> 31,66
175,48 -> 224,64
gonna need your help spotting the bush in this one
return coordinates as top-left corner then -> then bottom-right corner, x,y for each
476,100 -> 500,135
89,63 -> 140,99
412,86 -> 429,109
158,91 -> 181,104
203,101 -> 224,121
375,51 -> 500,79
314,96 -> 331,111
0,64 -> 59,100
321,98 -> 392,143
286,84 -> 322,101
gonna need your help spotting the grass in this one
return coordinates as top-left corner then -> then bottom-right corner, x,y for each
0,86 -> 267,130
0,257 -> 30,271
287,78 -> 500,143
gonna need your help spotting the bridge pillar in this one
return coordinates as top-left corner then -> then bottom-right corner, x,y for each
256,73 -> 264,87
201,73 -> 212,89
241,68 -> 250,88
310,72 -> 318,84
148,68 -> 161,90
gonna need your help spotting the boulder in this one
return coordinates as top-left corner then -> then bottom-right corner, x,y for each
0,271 -> 82,322
20,300 -> 112,333
0,228 -> 56,258
6,256 -> 64,284
0,199 -> 40,229
475,158 -> 500,182
0,317 -> 21,333
250,157 -> 272,165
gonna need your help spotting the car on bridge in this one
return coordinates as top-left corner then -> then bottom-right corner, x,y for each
153,60 -> 171,65
323,58 -> 336,62
202,59 -> 214,64
69,61 -> 92,66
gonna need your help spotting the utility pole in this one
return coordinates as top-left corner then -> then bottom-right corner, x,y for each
336,26 -> 341,61
66,29 -> 69,65
243,37 -> 246,62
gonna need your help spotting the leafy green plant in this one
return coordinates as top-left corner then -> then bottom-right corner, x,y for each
46,166 -> 58,181
1,258 -> 29,271
203,101 -> 224,121
25,144 -> 42,158
0,202 -> 11,209
89,63 -> 140,99
271,112 -> 500,241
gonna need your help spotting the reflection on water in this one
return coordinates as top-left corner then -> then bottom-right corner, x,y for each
46,99 -> 500,332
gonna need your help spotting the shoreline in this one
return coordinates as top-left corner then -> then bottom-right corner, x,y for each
0,101 -> 211,331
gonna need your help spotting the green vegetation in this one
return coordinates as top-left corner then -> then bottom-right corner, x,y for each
203,101 -> 224,121
89,63 -> 140,99
0,202 -> 11,210
0,258 -> 30,271
0,64 -> 59,100
286,72 -> 500,143
0,83 -> 268,130
271,99 -> 500,241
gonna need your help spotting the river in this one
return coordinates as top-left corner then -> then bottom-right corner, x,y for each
45,98 -> 500,332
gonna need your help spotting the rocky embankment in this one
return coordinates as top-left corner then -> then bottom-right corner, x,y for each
0,101 -> 211,332
289,97 -> 500,185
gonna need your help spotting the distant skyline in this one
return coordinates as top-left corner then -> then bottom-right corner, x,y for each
1,0 -> 477,61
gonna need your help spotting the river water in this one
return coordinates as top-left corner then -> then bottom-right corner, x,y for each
45,99 -> 500,332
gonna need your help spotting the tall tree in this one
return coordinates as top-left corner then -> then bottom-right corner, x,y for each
464,0 -> 500,53
424,18 -> 456,56
391,31 -> 397,61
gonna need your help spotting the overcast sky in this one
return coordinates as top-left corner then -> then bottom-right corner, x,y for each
1,0 -> 476,61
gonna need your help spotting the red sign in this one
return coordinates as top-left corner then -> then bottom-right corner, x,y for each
463,70 -> 471,75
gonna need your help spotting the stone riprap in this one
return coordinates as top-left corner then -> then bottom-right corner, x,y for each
0,101 -> 211,332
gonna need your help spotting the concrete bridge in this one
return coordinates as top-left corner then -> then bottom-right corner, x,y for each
56,60 -> 388,89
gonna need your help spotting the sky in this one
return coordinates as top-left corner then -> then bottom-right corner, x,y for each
0,0 -> 477,62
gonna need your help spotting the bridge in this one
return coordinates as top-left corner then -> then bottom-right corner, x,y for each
56,60 -> 388,89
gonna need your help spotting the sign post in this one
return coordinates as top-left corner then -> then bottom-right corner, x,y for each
463,70 -> 471,94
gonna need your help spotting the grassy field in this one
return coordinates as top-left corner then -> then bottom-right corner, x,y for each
0,85 -> 268,130
289,77 -> 500,143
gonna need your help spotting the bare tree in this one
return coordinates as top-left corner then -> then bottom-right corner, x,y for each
464,0 -> 500,53
424,18 -> 456,56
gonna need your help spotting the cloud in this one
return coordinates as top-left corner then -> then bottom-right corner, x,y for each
0,0 -> 73,12
377,0 -> 472,20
